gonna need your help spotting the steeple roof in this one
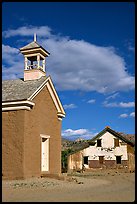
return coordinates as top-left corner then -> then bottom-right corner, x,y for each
20,41 -> 41,50
20,41 -> 50,56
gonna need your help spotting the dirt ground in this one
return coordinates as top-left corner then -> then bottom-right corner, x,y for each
2,169 -> 135,202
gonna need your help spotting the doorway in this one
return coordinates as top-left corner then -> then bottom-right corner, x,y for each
116,156 -> 121,164
41,136 -> 50,171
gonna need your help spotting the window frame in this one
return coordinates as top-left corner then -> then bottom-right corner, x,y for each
97,139 -> 102,147
99,156 -> 104,164
83,156 -> 89,165
114,138 -> 120,147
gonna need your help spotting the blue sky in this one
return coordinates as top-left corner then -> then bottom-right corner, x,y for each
2,2 -> 135,140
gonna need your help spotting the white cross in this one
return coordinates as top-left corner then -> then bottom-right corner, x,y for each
34,33 -> 37,42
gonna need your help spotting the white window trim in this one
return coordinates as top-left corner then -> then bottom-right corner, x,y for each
40,134 -> 50,139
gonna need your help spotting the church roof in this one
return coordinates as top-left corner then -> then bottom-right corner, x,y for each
20,41 -> 40,50
2,76 -> 47,102
20,41 -> 50,55
2,75 -> 66,118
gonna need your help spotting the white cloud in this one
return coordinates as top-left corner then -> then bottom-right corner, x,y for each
2,25 -> 52,38
128,45 -> 135,52
103,101 -> 135,108
119,112 -> 135,118
2,25 -> 135,93
125,40 -> 135,53
119,114 -> 128,118
119,102 -> 135,108
2,45 -> 24,80
62,129 -> 88,136
87,99 -> 96,104
63,104 -> 77,109
2,45 -> 19,54
130,112 -> 135,117
62,128 -> 97,140
106,92 -> 119,100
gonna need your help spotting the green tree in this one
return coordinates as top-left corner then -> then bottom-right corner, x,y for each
61,148 -> 73,173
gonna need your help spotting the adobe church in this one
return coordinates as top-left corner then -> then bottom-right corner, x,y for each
2,35 -> 66,180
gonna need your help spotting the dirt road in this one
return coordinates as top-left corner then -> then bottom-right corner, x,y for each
2,170 -> 135,202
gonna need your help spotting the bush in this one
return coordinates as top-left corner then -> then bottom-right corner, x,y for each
61,148 -> 73,173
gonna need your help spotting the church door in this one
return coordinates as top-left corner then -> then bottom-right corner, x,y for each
41,137 -> 49,171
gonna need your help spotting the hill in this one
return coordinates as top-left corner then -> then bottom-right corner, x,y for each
62,132 -> 135,152
61,137 -> 89,152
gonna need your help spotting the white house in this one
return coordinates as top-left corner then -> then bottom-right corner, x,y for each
68,126 -> 135,172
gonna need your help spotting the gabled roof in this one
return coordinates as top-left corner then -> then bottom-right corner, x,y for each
68,126 -> 135,156
90,126 -> 134,147
2,76 -> 65,118
2,76 -> 47,102
20,41 -> 50,55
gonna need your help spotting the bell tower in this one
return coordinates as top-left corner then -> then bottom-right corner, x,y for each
20,34 -> 50,81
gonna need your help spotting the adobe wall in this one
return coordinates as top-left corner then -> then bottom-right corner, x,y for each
127,144 -> 135,171
68,152 -> 83,172
128,153 -> 135,172
24,85 -> 62,178
2,110 -> 25,180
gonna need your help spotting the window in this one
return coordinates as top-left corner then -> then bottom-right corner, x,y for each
116,156 -> 121,164
97,139 -> 102,147
114,138 -> 119,147
83,156 -> 88,165
99,156 -> 104,164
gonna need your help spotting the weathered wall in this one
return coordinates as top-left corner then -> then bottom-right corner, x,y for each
88,160 -> 128,169
68,152 -> 83,172
127,144 -> 135,171
128,153 -> 135,172
83,132 -> 128,161
68,131 -> 134,171
2,110 -> 25,179
24,85 -> 62,178
82,132 -> 128,169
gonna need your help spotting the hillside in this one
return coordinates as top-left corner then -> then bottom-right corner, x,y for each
61,137 -> 89,152
62,133 -> 135,152
118,132 -> 135,145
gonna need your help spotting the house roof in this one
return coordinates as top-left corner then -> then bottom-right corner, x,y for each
2,76 -> 47,102
68,126 -> 134,156
20,41 -> 50,55
90,126 -> 135,147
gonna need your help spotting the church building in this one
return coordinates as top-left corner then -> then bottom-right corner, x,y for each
2,35 -> 66,180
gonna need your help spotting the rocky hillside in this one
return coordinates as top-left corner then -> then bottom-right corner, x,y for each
62,133 -> 135,152
118,133 -> 135,144
61,137 -> 89,152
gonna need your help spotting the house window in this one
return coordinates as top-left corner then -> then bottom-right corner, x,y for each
97,139 -> 102,147
114,138 -> 119,147
83,156 -> 88,165
116,156 -> 121,164
99,156 -> 104,164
